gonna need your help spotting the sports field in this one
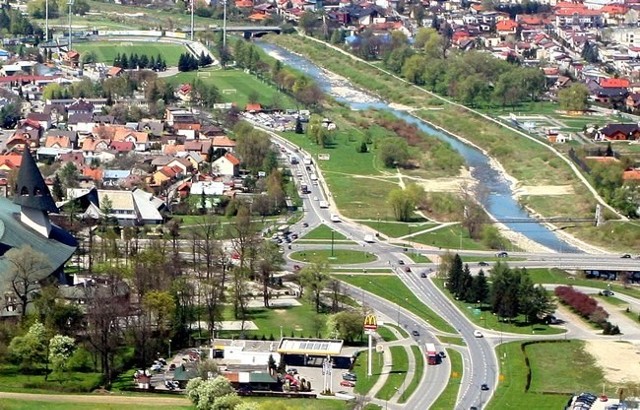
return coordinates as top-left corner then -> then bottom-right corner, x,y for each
74,41 -> 186,66
167,68 -> 297,109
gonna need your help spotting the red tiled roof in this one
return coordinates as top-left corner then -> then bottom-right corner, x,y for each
0,154 -> 23,169
600,78 -> 630,88
224,153 -> 240,166
245,103 -> 262,112
496,20 -> 518,31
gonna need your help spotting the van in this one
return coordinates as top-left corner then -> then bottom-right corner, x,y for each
330,214 -> 340,222
319,201 -> 329,209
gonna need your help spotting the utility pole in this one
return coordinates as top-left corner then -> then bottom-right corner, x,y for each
67,0 -> 74,51
190,0 -> 194,41
45,0 -> 49,42
222,0 -> 227,49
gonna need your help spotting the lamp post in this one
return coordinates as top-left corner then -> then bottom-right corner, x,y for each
222,0 -> 227,49
168,339 -> 172,358
45,0 -> 49,42
190,0 -> 194,41
67,0 -> 74,51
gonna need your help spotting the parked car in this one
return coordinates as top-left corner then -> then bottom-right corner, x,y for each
495,251 -> 508,258
342,372 -> 357,381
478,261 -> 489,267
621,254 -> 631,258
473,330 -> 483,338
340,380 -> 355,387
481,383 -> 490,391
601,290 -> 614,297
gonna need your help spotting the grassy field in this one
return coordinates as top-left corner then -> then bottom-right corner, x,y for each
405,252 -> 432,263
289,250 -> 376,265
487,340 -> 607,409
74,42 -> 186,66
436,335 -> 466,346
338,275 -> 456,333
375,346 -> 409,401
399,345 -> 425,403
0,366 -> 103,394
377,326 -> 398,342
358,220 -> 435,239
386,324 -> 409,338
433,279 -> 565,335
353,349 -> 384,396
167,68 -> 297,110
409,225 -> 496,251
431,348 -> 463,410
300,225 -> 347,240
0,400 -> 191,410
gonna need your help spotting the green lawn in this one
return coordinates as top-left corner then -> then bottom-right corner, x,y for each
216,300 -> 327,340
431,348 -> 463,410
432,279 -> 565,336
399,346 -> 425,403
376,326 -> 398,342
338,275 -> 456,333
358,220 -> 435,238
167,68 -> 297,110
0,400 -> 192,410
386,324 -> 409,338
74,42 -> 186,66
353,349 -> 384,396
436,335 -> 466,346
289,250 -> 377,265
487,341 -> 606,409
0,366 -> 103,394
375,346 -> 409,401
300,225 -> 346,240
405,252 -> 432,263
409,225 -> 492,251
527,268 -> 640,299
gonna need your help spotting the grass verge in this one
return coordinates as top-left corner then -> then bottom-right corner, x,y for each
437,335 -> 466,346
338,275 -> 456,333
353,349 -> 384,396
375,346 -> 409,401
289,250 -> 377,264
386,324 -> 409,338
431,348 -> 463,410
399,346 -> 425,403
300,224 -> 347,240
376,326 -> 398,342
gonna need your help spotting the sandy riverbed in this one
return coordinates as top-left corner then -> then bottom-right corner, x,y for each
585,340 -> 640,384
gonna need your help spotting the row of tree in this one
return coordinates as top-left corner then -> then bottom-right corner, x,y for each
177,52 -> 213,72
113,53 -> 167,71
554,286 -> 620,334
444,255 -> 555,323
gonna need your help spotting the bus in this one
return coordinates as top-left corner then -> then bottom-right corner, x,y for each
425,343 -> 440,365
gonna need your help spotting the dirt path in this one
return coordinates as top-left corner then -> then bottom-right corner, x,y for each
0,391 -> 190,406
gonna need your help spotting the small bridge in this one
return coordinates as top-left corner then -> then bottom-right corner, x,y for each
201,26 -> 282,38
496,217 -> 595,224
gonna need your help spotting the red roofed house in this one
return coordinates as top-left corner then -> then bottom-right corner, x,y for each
211,136 -> 237,152
0,154 -> 23,171
600,78 -> 630,89
110,141 -> 135,154
496,20 -> 518,36
107,66 -> 123,78
212,153 -> 240,177
245,103 -> 262,113
112,128 -> 149,151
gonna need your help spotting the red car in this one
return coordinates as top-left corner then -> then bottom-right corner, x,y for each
340,380 -> 355,387
293,264 -> 302,272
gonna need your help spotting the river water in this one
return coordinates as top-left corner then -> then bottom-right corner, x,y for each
258,42 -> 580,253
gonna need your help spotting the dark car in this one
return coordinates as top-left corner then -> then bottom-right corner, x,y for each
478,261 -> 490,267
411,330 -> 420,337
342,372 -> 357,381
601,290 -> 614,297
398,260 -> 405,265
291,233 -> 299,240
481,384 -> 490,391
405,266 -> 411,272
496,251 -> 508,258
439,351 -> 446,358
302,222 -> 309,228
621,254 -> 632,258
420,271 -> 427,278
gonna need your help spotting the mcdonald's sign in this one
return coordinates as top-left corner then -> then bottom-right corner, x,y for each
363,314 -> 378,331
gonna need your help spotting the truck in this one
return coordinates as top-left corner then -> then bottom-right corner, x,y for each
319,201 -> 329,209
363,234 -> 375,243
330,214 -> 340,222
303,157 -> 313,165
425,343 -> 440,365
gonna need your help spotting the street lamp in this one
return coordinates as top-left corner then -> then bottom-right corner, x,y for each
168,339 -> 172,358
45,0 -> 49,42
222,0 -> 227,49
190,0 -> 194,41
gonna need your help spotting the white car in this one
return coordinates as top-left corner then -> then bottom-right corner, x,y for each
473,330 -> 483,338
313,196 -> 318,201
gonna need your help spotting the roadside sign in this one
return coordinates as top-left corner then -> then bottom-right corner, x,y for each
363,314 -> 378,331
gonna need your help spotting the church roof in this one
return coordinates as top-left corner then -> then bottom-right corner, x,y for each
13,150 -> 59,213
0,198 -> 77,292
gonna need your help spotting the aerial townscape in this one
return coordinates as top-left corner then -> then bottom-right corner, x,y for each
2,0 -> 640,409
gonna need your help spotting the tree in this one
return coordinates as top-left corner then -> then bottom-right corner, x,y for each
470,270 -> 490,304
258,241 -> 284,307
49,335 -> 76,382
329,310 -> 364,342
51,175 -> 64,201
387,188 -> 415,222
186,376 -> 242,410
5,246 -> 52,318
300,262 -> 330,313
0,103 -> 21,129
298,11 -> 317,34
558,83 -> 589,112
58,162 -> 79,188
446,254 -> 464,297
8,321 -> 48,372
378,137 -> 409,168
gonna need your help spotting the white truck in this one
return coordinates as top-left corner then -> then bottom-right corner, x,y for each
364,234 -> 375,243
319,201 -> 329,209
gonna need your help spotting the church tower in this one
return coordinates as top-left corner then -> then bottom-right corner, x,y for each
13,149 -> 59,238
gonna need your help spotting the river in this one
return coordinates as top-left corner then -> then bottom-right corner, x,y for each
257,42 -> 580,253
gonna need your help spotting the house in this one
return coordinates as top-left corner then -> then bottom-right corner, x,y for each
597,124 -> 640,141
190,180 -> 226,196
46,130 -> 77,149
112,128 -> 149,151
63,50 -> 80,67
68,99 -> 95,115
496,19 -> 518,36
212,153 -> 240,177
110,141 -> 135,154
626,93 -> 640,110
6,128 -> 40,151
184,139 -> 212,158
137,119 -> 163,137
70,187 -> 165,226
44,135 -> 72,149
0,154 -> 23,171
68,113 -> 95,133
176,84 -> 192,102
165,158 -> 193,175
152,166 -> 179,186
82,137 -> 110,154
245,103 -> 262,113
211,136 -> 237,152
103,170 -> 132,187
173,122 -> 201,140
26,112 -> 52,130
107,66 -> 123,78
600,78 -> 630,89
